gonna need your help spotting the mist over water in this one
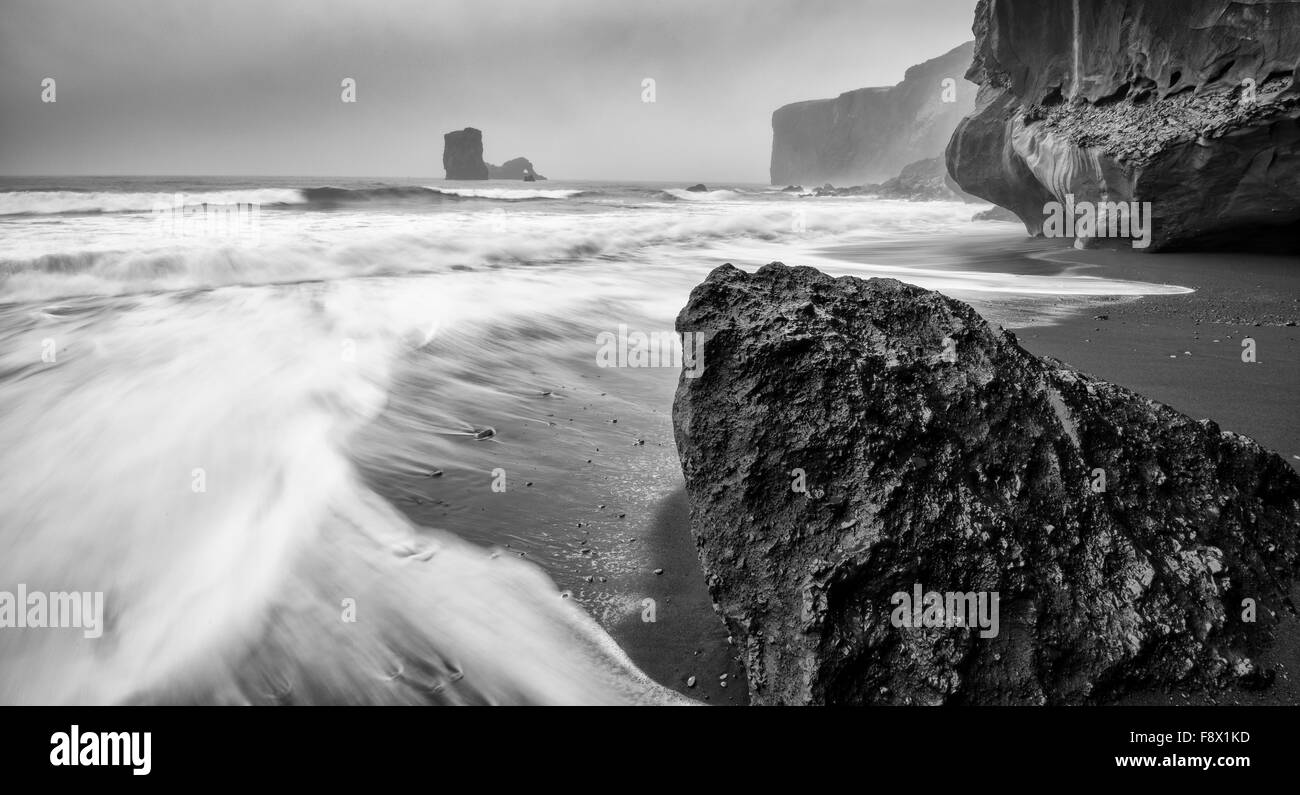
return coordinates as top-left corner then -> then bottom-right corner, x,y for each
0,178 -> 1190,704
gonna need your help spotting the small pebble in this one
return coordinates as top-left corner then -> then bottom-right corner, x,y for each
653,568 -> 664,575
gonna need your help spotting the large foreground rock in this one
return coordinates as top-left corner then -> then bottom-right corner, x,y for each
771,42 -> 976,186
946,0 -> 1300,251
673,263 -> 1300,704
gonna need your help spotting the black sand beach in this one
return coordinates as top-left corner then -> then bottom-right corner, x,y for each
361,228 -> 1295,705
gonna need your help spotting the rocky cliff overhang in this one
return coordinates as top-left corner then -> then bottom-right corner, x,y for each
672,263 -> 1300,704
946,0 -> 1300,251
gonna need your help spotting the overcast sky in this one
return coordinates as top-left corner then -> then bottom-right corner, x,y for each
0,0 -> 977,182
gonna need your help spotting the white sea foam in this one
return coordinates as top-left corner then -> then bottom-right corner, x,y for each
662,188 -> 743,201
0,186 -> 1195,704
0,189 -> 306,216
427,187 -> 586,200
0,273 -> 692,705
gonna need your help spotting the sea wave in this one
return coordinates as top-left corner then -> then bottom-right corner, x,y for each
0,185 -> 598,216
426,187 -> 589,201
0,189 -> 308,216
661,188 -> 743,201
0,200 -> 889,300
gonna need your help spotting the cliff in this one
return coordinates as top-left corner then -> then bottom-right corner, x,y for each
770,42 -> 977,186
672,263 -> 1300,705
946,0 -> 1300,251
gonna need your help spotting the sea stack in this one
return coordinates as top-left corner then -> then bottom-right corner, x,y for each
443,127 -> 489,180
488,157 -> 546,180
672,263 -> 1300,705
946,0 -> 1300,251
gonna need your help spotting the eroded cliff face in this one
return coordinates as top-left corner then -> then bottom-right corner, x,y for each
771,42 -> 977,186
947,0 -> 1300,251
672,263 -> 1300,705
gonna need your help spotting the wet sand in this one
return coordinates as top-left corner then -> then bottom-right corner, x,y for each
376,226 -> 1295,705
367,343 -> 746,703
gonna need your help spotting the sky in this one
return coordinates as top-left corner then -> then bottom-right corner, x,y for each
0,0 -> 978,182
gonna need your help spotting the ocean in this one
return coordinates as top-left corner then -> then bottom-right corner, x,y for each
0,176 -> 1193,704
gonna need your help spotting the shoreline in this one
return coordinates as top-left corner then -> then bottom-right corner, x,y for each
373,228 -> 1297,704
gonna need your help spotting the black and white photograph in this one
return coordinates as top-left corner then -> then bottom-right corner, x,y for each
0,0 -> 1297,779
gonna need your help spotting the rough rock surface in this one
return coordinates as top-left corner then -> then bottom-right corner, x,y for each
672,263 -> 1300,705
876,157 -> 978,201
771,42 -> 976,185
808,158 -> 975,201
443,128 -> 490,180
488,157 -> 546,180
972,204 -> 1021,223
946,0 -> 1300,251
